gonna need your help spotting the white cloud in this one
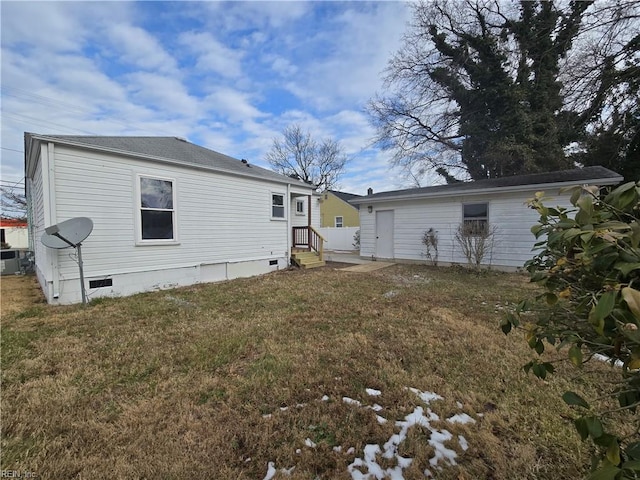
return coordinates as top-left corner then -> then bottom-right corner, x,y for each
107,24 -> 178,73
283,3 -> 410,110
203,87 -> 266,123
200,2 -> 310,32
1,2 -> 131,52
179,31 -> 244,78
125,72 -> 201,119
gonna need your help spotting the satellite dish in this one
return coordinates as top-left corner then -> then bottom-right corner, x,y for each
41,217 -> 93,249
41,217 -> 94,304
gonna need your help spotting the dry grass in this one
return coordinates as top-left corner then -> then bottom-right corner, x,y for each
0,265 -> 623,479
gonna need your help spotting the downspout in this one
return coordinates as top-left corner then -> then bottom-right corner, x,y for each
286,183 -> 291,263
41,141 -> 60,301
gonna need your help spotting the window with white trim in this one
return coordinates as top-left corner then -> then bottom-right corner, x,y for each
462,203 -> 488,235
335,216 -> 343,228
296,199 -> 305,215
272,193 -> 285,219
139,176 -> 176,241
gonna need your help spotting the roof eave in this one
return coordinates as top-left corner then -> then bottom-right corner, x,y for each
349,176 -> 624,205
27,134 -> 314,189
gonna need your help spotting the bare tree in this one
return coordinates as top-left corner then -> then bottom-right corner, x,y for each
368,0 -> 639,183
266,124 -> 347,191
1,183 -> 27,220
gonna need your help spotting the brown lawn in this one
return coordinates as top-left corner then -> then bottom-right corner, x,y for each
0,265 -> 624,479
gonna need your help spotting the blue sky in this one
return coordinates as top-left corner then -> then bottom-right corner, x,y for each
1,1 -> 413,196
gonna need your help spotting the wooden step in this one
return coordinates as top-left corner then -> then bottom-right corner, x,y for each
291,250 -> 325,269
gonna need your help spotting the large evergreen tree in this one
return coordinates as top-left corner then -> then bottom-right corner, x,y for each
369,0 -> 639,183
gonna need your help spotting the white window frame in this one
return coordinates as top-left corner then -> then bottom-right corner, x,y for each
135,174 -> 179,245
295,199 -> 305,216
271,192 -> 286,220
462,202 -> 489,235
335,216 -> 344,228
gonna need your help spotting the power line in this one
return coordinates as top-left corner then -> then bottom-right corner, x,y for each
1,86 -> 190,138
1,147 -> 23,154
2,112 -> 97,135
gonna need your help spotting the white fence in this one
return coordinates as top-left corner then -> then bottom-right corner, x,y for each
318,226 -> 360,251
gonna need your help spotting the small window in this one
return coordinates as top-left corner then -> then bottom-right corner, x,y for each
139,176 -> 176,241
335,216 -> 343,228
272,193 -> 285,218
463,203 -> 488,235
296,199 -> 305,215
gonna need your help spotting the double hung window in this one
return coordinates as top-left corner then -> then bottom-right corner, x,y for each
139,176 -> 176,241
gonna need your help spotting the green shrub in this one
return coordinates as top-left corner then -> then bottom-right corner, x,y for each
503,181 -> 640,479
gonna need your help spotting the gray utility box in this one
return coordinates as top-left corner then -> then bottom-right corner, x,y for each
1,249 -> 32,275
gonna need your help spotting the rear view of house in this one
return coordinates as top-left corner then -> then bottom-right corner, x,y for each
351,167 -> 622,270
25,134 -> 319,304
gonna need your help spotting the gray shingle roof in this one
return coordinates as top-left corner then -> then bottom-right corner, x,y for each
351,166 -> 623,203
26,134 -> 312,187
328,190 -> 362,210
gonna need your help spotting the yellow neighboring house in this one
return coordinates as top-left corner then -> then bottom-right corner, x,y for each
319,190 -> 361,228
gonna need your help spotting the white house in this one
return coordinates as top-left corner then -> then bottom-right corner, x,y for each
0,218 -> 29,249
25,134 -> 322,304
350,166 -> 622,270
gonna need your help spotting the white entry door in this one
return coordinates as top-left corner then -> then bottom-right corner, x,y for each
375,210 -> 394,259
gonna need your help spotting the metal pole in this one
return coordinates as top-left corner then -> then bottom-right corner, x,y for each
77,243 -> 87,305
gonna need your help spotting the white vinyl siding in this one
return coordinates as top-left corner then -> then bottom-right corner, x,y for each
359,190 -> 574,268
49,146 -> 298,281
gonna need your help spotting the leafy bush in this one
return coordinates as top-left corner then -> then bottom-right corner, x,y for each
503,181 -> 640,479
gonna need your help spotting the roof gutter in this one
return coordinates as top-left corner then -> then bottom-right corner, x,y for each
26,134 -> 314,190
349,176 -> 623,205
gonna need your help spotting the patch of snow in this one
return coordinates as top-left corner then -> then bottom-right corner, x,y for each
346,447 -> 355,455
343,397 -> 362,406
446,413 -> 476,425
594,353 -> 625,368
262,414 -> 272,419
279,406 -> 289,411
456,401 -> 463,409
369,404 -> 383,412
263,462 -> 276,480
407,387 -> 443,405
321,395 -> 330,402
376,415 -> 388,424
295,449 -> 301,455
459,435 -> 469,451
428,429 -> 457,467
295,403 -> 307,408
282,467 -> 295,475
383,290 -> 399,298
305,438 -> 317,448
424,468 -> 433,477
366,388 -> 382,396
333,446 -> 342,453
